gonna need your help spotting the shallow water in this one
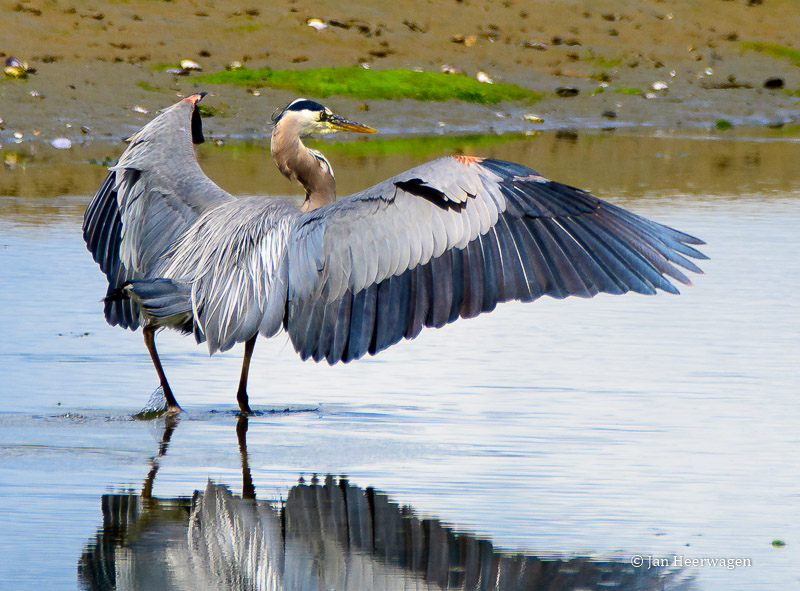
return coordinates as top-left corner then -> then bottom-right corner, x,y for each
1,130 -> 799,590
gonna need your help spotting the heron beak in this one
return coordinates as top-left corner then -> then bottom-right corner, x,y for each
327,113 -> 377,134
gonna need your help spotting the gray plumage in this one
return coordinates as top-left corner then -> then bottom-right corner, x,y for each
83,94 -> 706,413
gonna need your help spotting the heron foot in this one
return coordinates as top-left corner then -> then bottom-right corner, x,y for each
163,385 -> 182,414
236,388 -> 252,415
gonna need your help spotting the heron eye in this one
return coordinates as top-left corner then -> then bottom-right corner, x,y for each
319,112 -> 328,122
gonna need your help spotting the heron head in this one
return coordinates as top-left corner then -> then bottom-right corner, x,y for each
272,98 -> 376,137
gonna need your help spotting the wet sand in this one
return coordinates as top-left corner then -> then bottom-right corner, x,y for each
1,0 -> 799,143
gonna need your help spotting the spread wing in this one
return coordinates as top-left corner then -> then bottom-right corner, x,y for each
286,156 -> 706,364
82,93 -> 233,329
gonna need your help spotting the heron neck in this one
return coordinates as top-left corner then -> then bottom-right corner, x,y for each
271,123 -> 336,212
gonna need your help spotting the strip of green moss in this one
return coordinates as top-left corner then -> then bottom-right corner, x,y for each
613,86 -> 642,95
741,42 -> 800,66
136,80 -> 161,92
193,66 -> 542,104
152,63 -> 179,72
582,49 -> 622,69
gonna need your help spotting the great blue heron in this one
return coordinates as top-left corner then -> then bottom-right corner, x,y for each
83,93 -> 706,414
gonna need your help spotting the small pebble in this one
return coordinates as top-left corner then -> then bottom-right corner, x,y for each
523,113 -> 544,122
451,34 -> 477,47
226,61 -> 243,71
556,86 -> 579,97
165,67 -> 185,75
246,88 -> 261,96
307,18 -> 327,31
13,131 -> 24,139
476,71 -> 493,84
51,137 -> 72,150
132,105 -> 149,114
651,81 -> 668,91
763,77 -> 784,90
705,67 -> 714,76
523,41 -> 548,51
4,66 -> 27,79
180,59 -> 202,71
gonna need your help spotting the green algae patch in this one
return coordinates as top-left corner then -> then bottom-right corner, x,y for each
741,42 -> 800,67
613,86 -> 643,95
715,118 -> 733,130
136,80 -> 162,92
193,66 -> 542,104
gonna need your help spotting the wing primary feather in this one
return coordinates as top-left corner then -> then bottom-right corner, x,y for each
582,217 -> 678,294
592,211 -> 696,284
328,292 -> 353,364
479,229 -> 501,312
450,246 -> 466,322
94,188 -> 122,275
566,216 -> 661,294
84,173 -> 116,258
535,218 -> 595,298
304,296 -> 327,360
604,201 -> 706,246
372,278 -> 394,355
428,250 -> 453,328
406,264 -> 427,340
346,285 -> 377,362
513,217 -> 565,299
313,298 -> 334,362
462,240 -> 485,318
598,209 -> 706,274
493,215 -> 531,301
505,217 -> 544,300
394,269 -> 413,347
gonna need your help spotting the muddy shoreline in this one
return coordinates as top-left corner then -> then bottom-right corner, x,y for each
1,0 -> 799,145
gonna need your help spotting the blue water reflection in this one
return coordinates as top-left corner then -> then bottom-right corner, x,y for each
1,132 -> 799,590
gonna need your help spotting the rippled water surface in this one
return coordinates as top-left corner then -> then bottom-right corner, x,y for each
1,130 -> 799,590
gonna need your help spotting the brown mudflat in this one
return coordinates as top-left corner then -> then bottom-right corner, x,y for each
1,0 -> 799,142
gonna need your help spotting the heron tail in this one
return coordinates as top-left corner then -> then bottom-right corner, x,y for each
111,279 -> 195,335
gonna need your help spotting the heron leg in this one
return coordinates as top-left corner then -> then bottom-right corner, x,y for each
236,335 -> 257,414
143,326 -> 182,413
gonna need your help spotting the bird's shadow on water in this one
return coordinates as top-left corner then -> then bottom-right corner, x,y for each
76,415 -> 697,591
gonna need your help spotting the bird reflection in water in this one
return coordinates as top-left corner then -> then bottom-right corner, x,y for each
78,417 -> 694,590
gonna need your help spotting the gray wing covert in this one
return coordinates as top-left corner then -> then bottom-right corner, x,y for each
82,94 -> 232,329
286,156 -> 707,365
